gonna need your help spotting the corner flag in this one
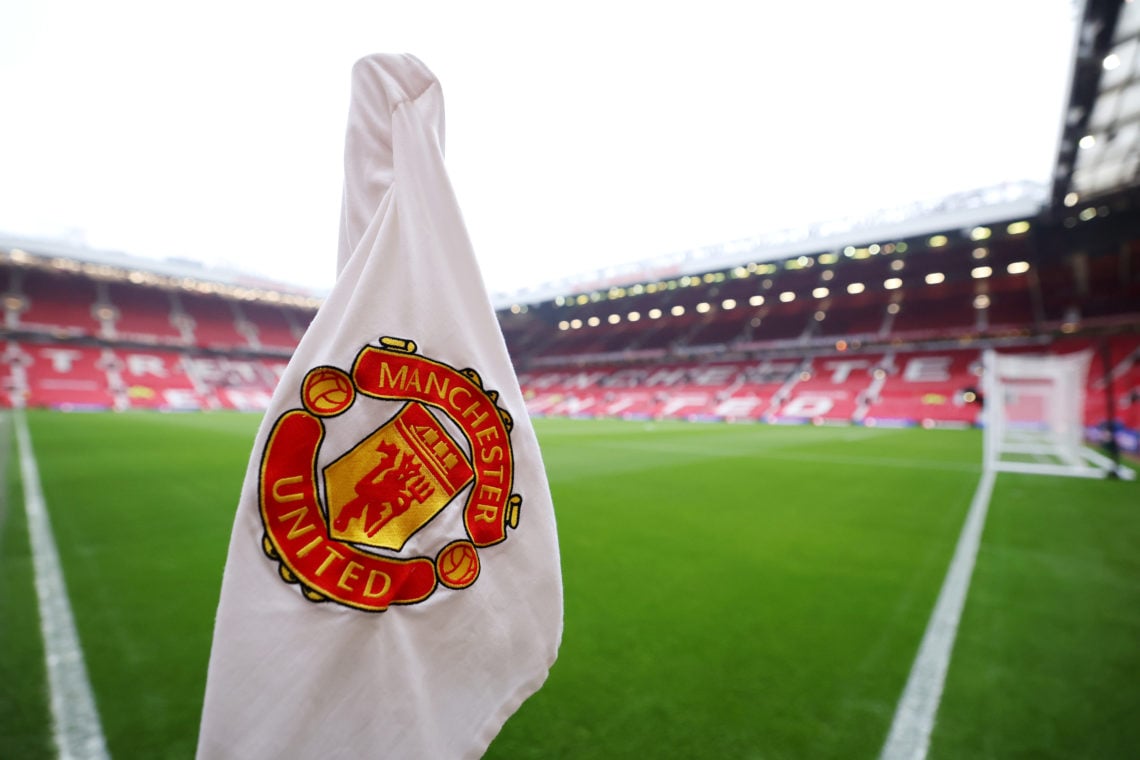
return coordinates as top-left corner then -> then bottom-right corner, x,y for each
196,54 -> 563,759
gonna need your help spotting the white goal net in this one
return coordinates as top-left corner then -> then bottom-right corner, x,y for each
982,349 -> 1132,479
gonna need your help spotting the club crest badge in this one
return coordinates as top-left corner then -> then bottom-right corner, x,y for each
257,336 -> 521,612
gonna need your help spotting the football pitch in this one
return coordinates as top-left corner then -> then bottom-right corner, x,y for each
1,411 -> 1137,759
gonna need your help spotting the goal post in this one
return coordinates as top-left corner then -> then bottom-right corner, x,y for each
982,348 -> 1134,480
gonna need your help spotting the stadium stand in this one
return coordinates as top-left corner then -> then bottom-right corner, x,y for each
2,202 -> 1138,434
497,193 -> 1139,456
862,350 -> 980,426
7,268 -> 101,337
3,342 -> 116,410
104,281 -> 186,344
240,301 -> 307,353
1,204 -> 1138,461
110,348 -> 204,410
180,292 -> 256,351
0,240 -> 313,412
3,17 -> 1140,461
0,338 -> 291,412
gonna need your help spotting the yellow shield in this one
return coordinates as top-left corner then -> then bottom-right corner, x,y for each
324,402 -> 474,551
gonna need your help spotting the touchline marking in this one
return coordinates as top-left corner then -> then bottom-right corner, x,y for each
879,467 -> 996,760
15,411 -> 110,760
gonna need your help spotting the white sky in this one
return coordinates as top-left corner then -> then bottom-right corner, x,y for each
0,1 -> 1077,297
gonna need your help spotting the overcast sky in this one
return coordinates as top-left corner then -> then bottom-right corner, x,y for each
0,1 -> 1077,297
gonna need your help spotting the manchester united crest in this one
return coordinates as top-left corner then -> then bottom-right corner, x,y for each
257,336 -> 521,612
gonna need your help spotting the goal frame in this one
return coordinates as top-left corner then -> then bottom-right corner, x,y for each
982,348 -> 1132,480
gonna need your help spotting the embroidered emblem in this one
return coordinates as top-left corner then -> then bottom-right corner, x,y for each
258,337 -> 520,611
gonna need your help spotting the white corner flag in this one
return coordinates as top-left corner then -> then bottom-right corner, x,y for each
196,54 -> 563,759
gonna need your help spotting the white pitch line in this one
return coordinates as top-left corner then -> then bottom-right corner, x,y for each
879,467 -> 996,760
14,411 -> 110,760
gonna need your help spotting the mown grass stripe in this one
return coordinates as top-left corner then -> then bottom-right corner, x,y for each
879,468 -> 996,760
14,410 -> 110,760
0,412 -> 10,556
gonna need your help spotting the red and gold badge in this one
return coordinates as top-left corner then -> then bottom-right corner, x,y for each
257,337 -> 521,612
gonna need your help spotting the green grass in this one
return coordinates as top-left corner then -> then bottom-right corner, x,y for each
931,474 -> 1140,760
0,414 -> 52,759
486,421 -> 979,759
0,412 -> 1136,758
10,411 -> 256,759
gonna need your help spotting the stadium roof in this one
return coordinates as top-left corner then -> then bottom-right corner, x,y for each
1054,0 -> 1138,206
0,233 -> 325,309
489,182 -> 1046,308
500,0 -> 1140,309
7,2 -> 1136,313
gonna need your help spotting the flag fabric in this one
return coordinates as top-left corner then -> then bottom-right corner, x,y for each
196,54 -> 563,759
